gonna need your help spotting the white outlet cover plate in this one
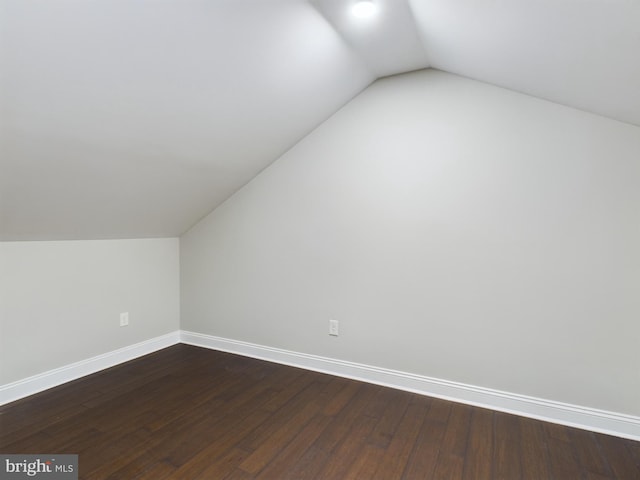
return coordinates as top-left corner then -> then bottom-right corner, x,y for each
329,319 -> 339,336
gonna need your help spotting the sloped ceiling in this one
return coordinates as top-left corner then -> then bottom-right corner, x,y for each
1,0 -> 639,241
409,0 -> 640,127
0,0 -> 374,240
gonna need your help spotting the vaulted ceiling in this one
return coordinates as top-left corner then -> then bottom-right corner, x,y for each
1,0 -> 639,240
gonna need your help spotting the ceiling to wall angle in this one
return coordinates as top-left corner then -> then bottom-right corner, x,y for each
1,0 -> 639,241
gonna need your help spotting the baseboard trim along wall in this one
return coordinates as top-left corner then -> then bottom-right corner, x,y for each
0,331 -> 181,406
180,330 -> 640,441
2,329 -> 638,441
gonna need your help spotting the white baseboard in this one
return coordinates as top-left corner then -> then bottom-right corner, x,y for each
3,329 -> 637,441
181,330 -> 640,441
0,331 -> 181,406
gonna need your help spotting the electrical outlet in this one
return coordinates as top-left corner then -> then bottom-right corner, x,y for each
329,319 -> 339,336
120,312 -> 129,327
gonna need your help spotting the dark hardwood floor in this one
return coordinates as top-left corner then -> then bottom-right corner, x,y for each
1,344 -> 638,479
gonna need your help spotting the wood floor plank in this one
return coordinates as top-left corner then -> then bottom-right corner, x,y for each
597,433 -> 640,480
462,408 -> 494,480
257,370 -> 317,414
440,403 -> 472,457
431,403 -> 472,480
343,443 -> 386,480
544,420 -> 572,442
423,398 -> 452,423
366,388 -> 411,449
281,383 -> 381,479
584,472 -> 614,480
570,428 -> 613,478
238,385 -> 326,475
433,452 -> 465,480
163,389 -> 270,467
312,413 -> 378,479
374,401 -> 428,478
81,406 -> 211,478
1,344 -> 638,480
223,468 -> 255,480
321,380 -> 360,416
132,460 -> 178,480
193,448 -> 251,480
166,408 -> 272,479
519,416 -> 552,480
103,454 -> 175,480
402,421 -> 445,479
236,380 -> 324,455
492,412 -> 522,480
81,428 -> 155,479
628,440 -> 640,469
254,414 -> 332,479
546,432 -> 583,479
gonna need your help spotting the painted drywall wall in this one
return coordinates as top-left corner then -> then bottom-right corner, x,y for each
181,69 -> 640,416
0,238 -> 179,384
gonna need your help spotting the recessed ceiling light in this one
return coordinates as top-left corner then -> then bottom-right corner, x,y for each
352,1 -> 377,19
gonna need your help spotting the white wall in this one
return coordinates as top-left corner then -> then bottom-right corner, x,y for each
181,69 -> 640,417
0,238 -> 180,384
